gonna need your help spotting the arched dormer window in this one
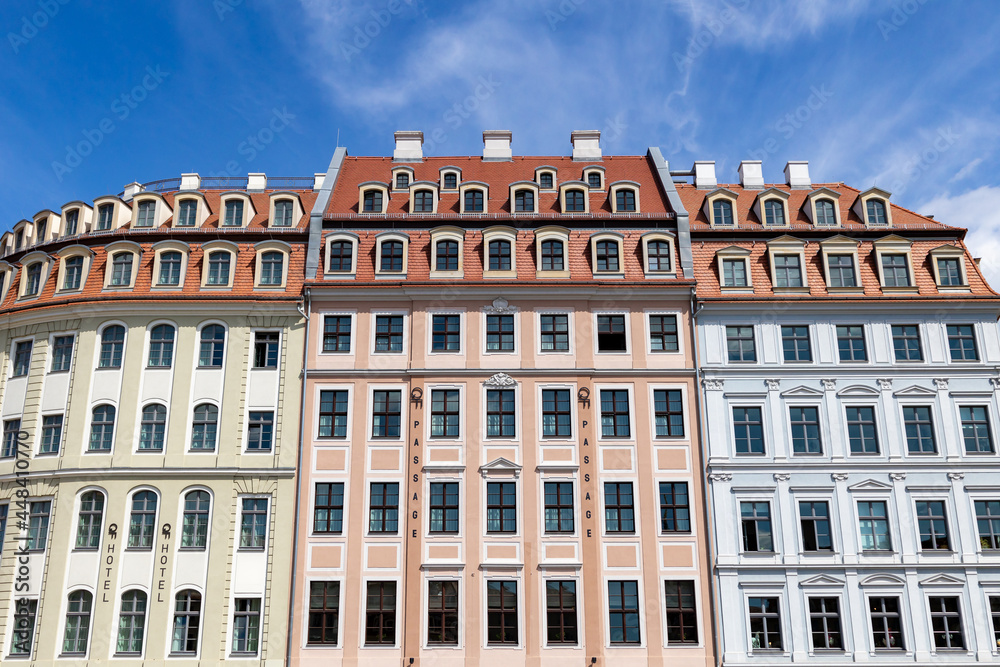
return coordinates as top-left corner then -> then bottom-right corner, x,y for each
583,167 -> 605,189
325,233 -> 358,277
176,198 -> 198,226
23,262 -> 42,296
59,202 -> 91,237
430,227 -> 464,277
483,227 -> 517,277
704,189 -> 739,227
591,233 -> 624,275
395,172 -> 409,189
17,251 -> 51,299
534,227 -> 570,277
753,189 -> 790,227
95,202 -> 115,231
375,233 -> 408,276
33,212 -> 57,245
440,167 -> 461,190
132,195 -> 169,228
363,189 -> 383,212
558,182 -> 590,214
514,189 -> 535,213
56,245 -> 93,293
535,167 -> 557,190
200,241 -> 237,288
612,186 -> 638,213
102,242 -> 141,290
152,241 -> 189,288
804,188 -> 842,227
219,193 -> 254,228
459,182 -> 488,214
391,166 -> 414,191
408,183 -> 438,214
853,187 -> 893,227
254,241 -> 290,288
358,182 -> 389,214
641,233 -> 676,276
565,189 -> 586,212
269,192 -> 303,227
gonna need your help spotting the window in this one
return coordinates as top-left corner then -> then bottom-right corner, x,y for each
48,335 -> 73,372
177,200 -> 197,226
2,419 -> 20,458
947,324 -> 978,361
781,325 -> 812,362
181,491 -> 210,549
464,189 -> 484,212
748,597 -> 782,650
154,251 -> 182,286
539,172 -> 554,189
259,251 -> 283,286
790,406 -> 822,454
328,240 -> 353,272
148,324 -> 175,367
24,262 -> 41,296
514,189 -> 534,212
223,200 -> 244,227
846,406 -> 879,454
171,590 -> 201,654
240,498 -> 268,549
991,597 -> 1000,647
722,258 -> 748,287
650,391 -> 684,441
198,325 -> 226,367
372,390 -> 401,438
99,325 -> 125,368
322,315 -> 351,352
380,241 -> 404,272
540,314 -> 569,351
595,240 -> 619,272
374,315 -> 403,352
273,200 -> 293,226
307,581 -> 340,646
135,200 -> 155,227
116,591 -> 147,654
97,203 -> 114,230
430,389 -> 460,438
903,406 -> 936,454
63,255 -> 83,290
881,254 -> 910,287
431,314 -> 461,351
891,325 -> 922,361
486,315 -> 514,352
487,581 -> 518,645
369,483 -> 398,533
542,389 -> 571,437
608,581 -> 640,644
36,220 -> 48,242
110,252 -> 133,286
365,581 -> 398,646
713,200 -> 734,226
544,482 -> 575,534
858,501 -> 891,551
395,173 -> 409,189
600,389 -> 630,438
815,199 -> 837,226
808,597 -> 842,650
800,501 -> 833,551
647,240 -> 671,272
443,173 -> 458,189
206,251 -> 230,285
585,172 -> 601,188
648,314 -> 679,352
313,483 -> 344,534
665,581 -> 698,644
0,504 -> 5,554
429,482 -> 459,533
65,209 -> 80,234
836,325 -> 867,362
773,255 -> 802,287
870,597 -> 904,650
246,411 -> 274,451
540,239 -> 564,271
127,491 -> 157,549
87,404 -> 116,451
725,325 -> 756,362
190,404 -> 218,451
545,581 -> 578,645
63,591 -> 93,655
916,500 -> 950,550
867,198 -> 888,225
733,407 -> 765,455
616,189 -> 636,212
231,598 -> 261,654
75,491 -> 104,549
659,482 -> 690,532
976,500 -> 1000,550
827,254 -> 856,287
488,240 -> 511,271
764,199 -> 785,226
12,340 -> 31,376
961,406 -> 993,453
487,482 -> 517,533
597,314 -> 627,351
253,331 -> 279,369
604,482 -> 635,533
486,389 -> 515,438
937,257 -> 962,286
39,414 -> 62,454
565,189 -> 586,212
740,502 -> 773,552
929,597 -> 964,650
435,240 -> 459,271
14,229 -> 23,250
26,500 -> 50,550
318,390 -> 348,438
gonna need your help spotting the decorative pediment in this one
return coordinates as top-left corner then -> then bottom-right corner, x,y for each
919,573 -> 965,587
765,234 -> 804,248
837,384 -> 880,397
892,385 -> 938,397
715,245 -> 752,257
479,457 -> 521,478
485,373 -> 516,387
860,573 -> 905,587
484,297 -> 517,314
847,479 -> 893,492
819,234 -> 860,248
799,574 -> 846,587
779,385 -> 824,398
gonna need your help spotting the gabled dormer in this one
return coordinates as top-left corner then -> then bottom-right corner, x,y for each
59,201 -> 93,236
752,188 -> 790,227
702,188 -> 739,227
92,195 -> 131,232
31,210 -> 59,246
766,235 -> 808,292
131,192 -> 172,229
804,187 -> 842,227
438,166 -> 461,191
853,187 -> 893,227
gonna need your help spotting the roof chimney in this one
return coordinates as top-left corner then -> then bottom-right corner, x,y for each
122,182 -> 142,201
247,173 -> 266,191
693,161 -> 717,189
482,130 -> 513,161
180,173 -> 201,191
570,130 -> 602,161
784,160 -> 811,189
393,131 -> 424,162
738,160 -> 764,189
313,173 -> 326,190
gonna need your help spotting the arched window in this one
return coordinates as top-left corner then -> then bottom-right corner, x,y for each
65,209 -> 80,235
207,251 -> 231,286
259,251 -> 283,286
191,404 -> 218,451
110,252 -> 133,286
136,201 -> 156,227
867,199 -> 888,225
99,325 -> 125,368
116,591 -> 148,653
464,189 -> 484,212
75,491 -> 105,549
171,590 -> 202,654
198,325 -> 226,368
380,240 -> 404,272
223,200 -> 244,227
616,189 -> 636,212
62,591 -> 93,655
128,491 -> 158,549
64,255 -> 84,290
815,199 -> 837,226
647,240 -> 672,272
764,200 -> 785,226
139,404 -> 167,451
565,189 -> 586,212
97,203 -> 114,230
181,491 -> 211,549
596,240 -> 620,272
363,190 -> 383,213
541,239 -> 564,271
489,240 -> 511,271
24,262 -> 42,296
159,251 -> 182,285
395,172 -> 409,189
713,200 -> 734,226
148,324 -> 175,367
177,200 -> 198,226
328,240 -> 353,272
273,200 -> 293,226
436,240 -> 459,271
514,190 -> 534,213
587,172 -> 602,188
89,405 -> 116,451
539,172 -> 554,189
413,189 -> 434,213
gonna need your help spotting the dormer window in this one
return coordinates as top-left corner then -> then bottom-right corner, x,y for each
881,254 -> 910,287
591,236 -> 624,274
819,236 -> 862,292
63,256 -> 84,290
514,189 -> 534,213
223,200 -> 244,227
136,201 -> 156,227
35,220 -> 48,244
929,246 -> 968,290
207,251 -> 231,286
25,263 -> 42,296
542,240 -> 563,271
64,210 -> 79,235
647,240 -> 672,272
14,231 -> 23,251
587,172 -> 602,188
97,204 -> 114,230
873,235 -> 915,291
565,189 -> 586,212
539,172 -> 553,189
260,251 -> 283,286
177,200 -> 198,226
815,199 -> 837,226
273,200 -> 293,227
363,190 -> 383,213
938,258 -> 961,285
482,227 -> 516,277
381,240 -> 404,272
713,200 -> 733,226
867,199 -> 888,225
716,246 -> 753,290
464,189 -> 484,212
443,173 -> 457,189
396,172 -> 409,189
413,189 -> 434,213
158,251 -> 183,286
436,240 -> 459,271
328,239 -> 354,272
616,189 -> 636,212
110,252 -> 133,286
763,200 -> 785,226
489,240 -> 510,271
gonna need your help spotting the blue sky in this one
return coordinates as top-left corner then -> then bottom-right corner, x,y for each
2,0 -> 1000,282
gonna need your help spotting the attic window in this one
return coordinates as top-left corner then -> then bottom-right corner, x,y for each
65,210 -> 79,235
815,199 -> 837,226
867,199 -> 888,225
464,189 -> 484,212
177,200 -> 198,226
14,231 -> 23,251
587,172 -> 601,188
136,201 -> 156,227
539,172 -> 553,189
24,263 -> 42,296
223,200 -> 244,227
514,190 -> 534,213
35,220 -> 48,243
713,200 -> 733,226
565,189 -> 586,212
97,204 -> 114,231
273,200 -> 294,227
443,173 -> 457,189
413,190 -> 434,213
395,173 -> 409,189
763,200 -> 785,226
363,190 -> 383,213
616,189 -> 636,212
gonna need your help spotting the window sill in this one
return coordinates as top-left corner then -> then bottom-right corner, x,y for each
323,272 -> 356,280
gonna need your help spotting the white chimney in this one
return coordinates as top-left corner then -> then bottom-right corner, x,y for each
482,130 -> 513,161
313,173 -> 325,190
247,173 -> 267,191
693,161 -> 717,189
738,160 -> 764,189
393,131 -> 424,162
180,173 -> 201,191
122,182 -> 142,201
570,130 -> 602,161
784,160 -> 811,189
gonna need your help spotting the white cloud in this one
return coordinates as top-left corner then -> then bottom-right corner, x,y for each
950,157 -> 984,183
919,185 -> 1000,291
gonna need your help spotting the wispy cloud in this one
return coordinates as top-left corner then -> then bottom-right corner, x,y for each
950,157 -> 984,183
919,185 -> 1000,290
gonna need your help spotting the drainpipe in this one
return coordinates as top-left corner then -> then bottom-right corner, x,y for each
287,286 -> 310,667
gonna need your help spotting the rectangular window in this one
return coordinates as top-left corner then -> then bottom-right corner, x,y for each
97,204 -> 113,230
600,389 -> 630,438
252,331 -> 279,369
246,411 -> 274,451
544,482 -> 574,533
653,389 -> 684,437
916,500 -> 950,550
431,314 -> 461,351
726,325 -> 756,362
649,314 -> 679,352
749,597 -> 782,650
487,581 -> 518,645
881,254 -> 911,287
846,406 -> 879,454
223,200 -> 244,227
486,389 -> 515,438
541,389 -> 571,438
836,325 -> 867,362
0,504 -> 5,555
975,500 -> 1000,550
430,389 -> 460,438
313,483 -> 344,534
740,502 -> 773,552
27,500 -> 51,551
65,209 -> 79,235
733,407 -> 765,455
368,483 -> 398,533
665,581 -> 698,644
371,390 -> 402,438
10,599 -> 38,656
891,325 -> 923,361
800,501 -> 833,551
937,257 -> 962,286
961,406 -> 993,453
136,200 -> 155,226
486,481 -> 517,533
828,254 -> 856,287
540,314 -> 569,351
790,406 -> 822,454
990,597 -> 1000,646
63,256 -> 83,290
427,581 -> 459,645
2,419 -> 21,458
947,324 -> 978,361
486,314 -> 515,351
39,414 -> 63,454
604,482 -> 634,533
722,258 -> 748,287
429,482 -> 459,533
231,598 -> 260,654
374,315 -> 403,352
870,596 -> 904,650
858,501 -> 892,551
177,200 -> 197,226
307,581 -> 340,646
773,254 -> 803,287
808,597 -> 842,650
929,597 -> 964,650
318,390 -> 348,438
781,325 -> 812,362
597,314 -> 627,352
322,315 -> 352,352
13,340 -> 32,376
608,581 -> 640,645
364,582 -> 396,646
239,498 -> 268,549
546,581 -> 578,645
659,482 -> 690,533
903,406 -> 936,454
